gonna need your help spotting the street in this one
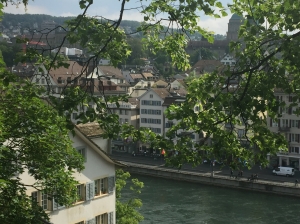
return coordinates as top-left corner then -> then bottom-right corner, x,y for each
111,151 -> 300,184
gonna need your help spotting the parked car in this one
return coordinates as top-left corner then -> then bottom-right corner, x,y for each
273,167 -> 295,177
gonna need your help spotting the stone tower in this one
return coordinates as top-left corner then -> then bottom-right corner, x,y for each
227,14 -> 243,41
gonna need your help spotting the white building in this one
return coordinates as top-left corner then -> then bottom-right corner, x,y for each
51,47 -> 83,56
107,99 -> 140,153
138,88 -> 171,150
267,90 -> 300,169
220,54 -> 236,66
22,123 -> 118,224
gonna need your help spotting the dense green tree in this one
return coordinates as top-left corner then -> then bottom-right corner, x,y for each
0,73 -> 84,223
0,42 -> 21,67
188,48 -> 216,66
116,169 -> 144,224
126,38 -> 146,65
2,0 -> 300,221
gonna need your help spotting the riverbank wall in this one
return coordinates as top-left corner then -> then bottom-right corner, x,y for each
123,162 -> 300,197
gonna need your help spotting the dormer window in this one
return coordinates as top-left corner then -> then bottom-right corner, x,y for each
150,94 -> 153,98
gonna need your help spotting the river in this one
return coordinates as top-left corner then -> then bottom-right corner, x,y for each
121,174 -> 300,224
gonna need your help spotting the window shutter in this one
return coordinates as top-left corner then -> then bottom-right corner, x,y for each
52,198 -> 64,211
108,176 -> 115,194
108,212 -> 114,224
298,120 -> 300,129
289,133 -> 291,142
278,119 -> 281,127
270,118 -> 272,127
86,181 -> 95,201
289,119 -> 292,128
288,107 -> 292,115
86,218 -> 96,224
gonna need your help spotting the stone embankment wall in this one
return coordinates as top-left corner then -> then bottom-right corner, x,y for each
124,162 -> 300,197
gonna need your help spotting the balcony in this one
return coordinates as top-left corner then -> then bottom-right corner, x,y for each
278,127 -> 290,132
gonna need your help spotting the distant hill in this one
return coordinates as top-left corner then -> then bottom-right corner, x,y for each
2,13 -> 74,29
2,13 -> 141,32
2,13 -> 225,39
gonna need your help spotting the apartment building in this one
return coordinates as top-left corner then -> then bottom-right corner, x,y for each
107,99 -> 139,153
22,123 -> 117,224
267,90 -> 300,169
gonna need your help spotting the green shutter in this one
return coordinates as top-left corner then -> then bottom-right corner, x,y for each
108,176 -> 115,194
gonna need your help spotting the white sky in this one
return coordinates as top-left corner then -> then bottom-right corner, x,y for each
3,0 -> 233,35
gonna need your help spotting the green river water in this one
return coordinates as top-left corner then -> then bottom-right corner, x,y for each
122,174 -> 300,224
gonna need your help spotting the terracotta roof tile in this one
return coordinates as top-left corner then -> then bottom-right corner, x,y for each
130,73 -> 144,79
142,72 -> 153,78
154,80 -> 168,87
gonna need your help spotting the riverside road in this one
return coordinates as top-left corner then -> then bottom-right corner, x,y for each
111,151 -> 300,184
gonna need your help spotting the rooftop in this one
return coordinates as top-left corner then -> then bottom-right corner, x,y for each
76,122 -> 104,137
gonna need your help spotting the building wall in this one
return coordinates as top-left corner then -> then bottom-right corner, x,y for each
22,133 -> 116,224
139,91 -> 164,135
122,70 -> 133,83
267,92 -> 300,169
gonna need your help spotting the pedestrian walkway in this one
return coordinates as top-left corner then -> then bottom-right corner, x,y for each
111,151 -> 300,185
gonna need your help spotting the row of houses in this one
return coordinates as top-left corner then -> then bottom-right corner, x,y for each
11,54 -> 300,169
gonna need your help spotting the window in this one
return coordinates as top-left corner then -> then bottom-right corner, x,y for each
150,128 -> 161,134
31,191 -> 39,206
237,129 -> 245,138
96,213 -> 108,224
119,109 -> 123,115
270,118 -> 278,127
125,119 -> 128,123
150,94 -> 153,98
281,119 -> 289,127
42,193 -> 49,210
77,184 -> 85,202
166,122 -> 173,128
95,178 -> 108,196
36,78 -> 39,84
77,148 -> 86,162
290,133 -> 295,142
289,147 -> 299,154
72,113 -> 78,120
41,78 -> 45,84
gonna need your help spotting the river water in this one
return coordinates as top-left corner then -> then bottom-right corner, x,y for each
122,174 -> 300,224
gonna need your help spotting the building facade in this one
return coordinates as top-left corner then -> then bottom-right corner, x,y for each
267,91 -> 300,169
22,124 -> 117,224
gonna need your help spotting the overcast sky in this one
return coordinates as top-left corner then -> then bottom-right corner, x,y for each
4,0 -> 233,35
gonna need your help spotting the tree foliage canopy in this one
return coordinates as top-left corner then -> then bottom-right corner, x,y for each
1,0 -> 300,221
116,169 -> 144,224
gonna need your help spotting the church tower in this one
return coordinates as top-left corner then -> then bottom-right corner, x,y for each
227,14 -> 243,41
